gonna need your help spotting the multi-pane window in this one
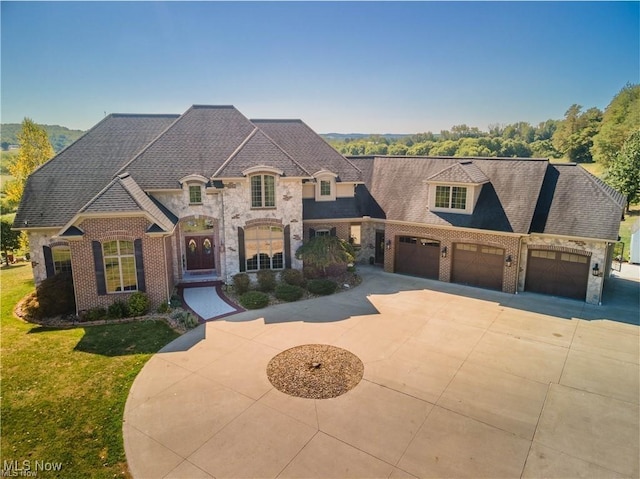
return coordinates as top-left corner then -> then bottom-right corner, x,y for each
320,180 -> 331,196
315,229 -> 330,237
52,246 -> 72,274
189,185 -> 202,204
245,226 -> 284,271
350,224 -> 361,246
251,175 -> 276,208
103,240 -> 137,293
435,185 -> 467,210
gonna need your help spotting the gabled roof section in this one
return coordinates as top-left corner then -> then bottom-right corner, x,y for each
349,156 -> 549,233
426,160 -> 489,184
77,173 -> 176,232
122,105 -> 256,189
14,114 -> 179,229
252,119 -> 362,182
531,163 -> 625,240
214,128 -> 310,178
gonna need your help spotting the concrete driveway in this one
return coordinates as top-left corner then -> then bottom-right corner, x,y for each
124,266 -> 639,478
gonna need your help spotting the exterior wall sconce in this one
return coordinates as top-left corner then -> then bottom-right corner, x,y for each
31,261 -> 39,268
441,246 -> 448,258
505,255 -> 512,267
592,263 -> 602,276
386,239 -> 392,250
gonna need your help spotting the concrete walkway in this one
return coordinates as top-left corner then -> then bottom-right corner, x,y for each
124,266 -> 639,478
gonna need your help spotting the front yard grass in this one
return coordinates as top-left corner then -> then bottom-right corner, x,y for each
1,264 -> 180,478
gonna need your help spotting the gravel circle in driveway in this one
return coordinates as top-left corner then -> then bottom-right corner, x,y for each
267,344 -> 364,399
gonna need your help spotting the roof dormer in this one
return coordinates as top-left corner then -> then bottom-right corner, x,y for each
312,169 -> 338,201
425,161 -> 489,214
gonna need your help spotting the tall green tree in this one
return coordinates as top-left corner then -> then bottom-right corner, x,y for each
1,219 -> 21,265
4,118 -> 55,207
592,83 -> 640,167
552,105 -> 602,162
605,129 -> 640,213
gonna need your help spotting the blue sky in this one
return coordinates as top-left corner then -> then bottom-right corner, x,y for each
1,1 -> 638,134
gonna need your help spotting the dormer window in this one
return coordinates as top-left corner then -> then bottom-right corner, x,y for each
435,186 -> 467,210
313,169 -> 338,201
189,185 -> 202,204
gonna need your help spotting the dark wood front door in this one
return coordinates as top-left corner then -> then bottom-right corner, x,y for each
185,236 -> 215,270
395,236 -> 440,279
451,243 -> 504,291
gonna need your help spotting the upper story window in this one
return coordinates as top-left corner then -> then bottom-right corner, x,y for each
251,174 -> 276,208
320,180 -> 331,197
435,185 -> 467,210
189,185 -> 202,204
103,240 -> 137,293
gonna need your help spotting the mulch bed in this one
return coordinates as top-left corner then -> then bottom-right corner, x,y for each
266,344 -> 364,399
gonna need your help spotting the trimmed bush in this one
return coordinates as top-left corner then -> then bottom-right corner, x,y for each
156,302 -> 170,314
128,291 -> 150,316
233,273 -> 251,295
280,268 -> 306,287
274,283 -> 304,302
256,269 -> 277,292
307,278 -> 338,296
82,307 -> 108,322
239,291 -> 269,309
22,272 -> 75,320
107,300 -> 129,319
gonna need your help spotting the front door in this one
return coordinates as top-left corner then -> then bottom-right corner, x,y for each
185,236 -> 215,270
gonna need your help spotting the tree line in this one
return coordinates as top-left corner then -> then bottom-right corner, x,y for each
328,83 -> 639,168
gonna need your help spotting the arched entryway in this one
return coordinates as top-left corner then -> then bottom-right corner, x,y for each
180,217 -> 219,275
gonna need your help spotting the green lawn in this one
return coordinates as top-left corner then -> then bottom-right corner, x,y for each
0,264 -> 180,478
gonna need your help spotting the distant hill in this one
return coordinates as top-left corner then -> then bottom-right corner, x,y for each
1,123 -> 85,153
321,133 -> 410,141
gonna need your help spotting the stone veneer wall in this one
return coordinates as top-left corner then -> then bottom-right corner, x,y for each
67,217 -> 169,313
520,235 -> 609,304
220,177 -> 303,283
26,229 -> 60,286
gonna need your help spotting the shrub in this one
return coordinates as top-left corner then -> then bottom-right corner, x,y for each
128,291 -> 150,316
233,273 -> 251,295
274,283 -> 304,302
170,294 -> 182,308
296,236 -> 355,277
239,291 -> 269,309
280,268 -> 306,287
170,309 -> 199,329
107,300 -> 129,319
22,272 -> 75,320
307,278 -> 338,296
256,269 -> 277,292
156,302 -> 170,314
82,307 -> 107,322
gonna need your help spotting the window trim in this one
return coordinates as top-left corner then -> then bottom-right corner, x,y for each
430,183 -> 472,214
103,239 -> 138,293
250,174 -> 276,209
52,245 -> 72,275
244,225 -> 285,271
188,184 -> 202,204
313,170 -> 338,202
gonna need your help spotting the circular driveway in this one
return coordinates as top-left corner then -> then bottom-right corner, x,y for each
124,267 -> 639,478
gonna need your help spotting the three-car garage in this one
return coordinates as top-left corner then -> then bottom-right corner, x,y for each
524,249 -> 590,300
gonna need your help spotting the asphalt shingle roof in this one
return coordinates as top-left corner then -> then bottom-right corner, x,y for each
252,120 -> 362,182
426,160 -> 490,184
349,156 -> 549,234
14,114 -> 179,229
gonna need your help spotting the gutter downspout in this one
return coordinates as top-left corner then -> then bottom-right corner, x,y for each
163,235 -> 170,306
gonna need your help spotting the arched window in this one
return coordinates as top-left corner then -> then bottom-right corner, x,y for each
244,226 -> 284,271
103,240 -> 137,292
251,174 -> 276,208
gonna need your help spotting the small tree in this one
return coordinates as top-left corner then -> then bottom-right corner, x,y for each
295,236 -> 355,277
1,219 -> 21,265
605,129 -> 640,213
4,118 -> 55,207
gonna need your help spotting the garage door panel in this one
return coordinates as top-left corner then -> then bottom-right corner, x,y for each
525,250 -> 589,300
451,243 -> 504,291
395,236 -> 440,279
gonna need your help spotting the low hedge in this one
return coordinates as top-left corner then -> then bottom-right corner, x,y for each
257,269 -> 277,292
280,268 -> 306,287
306,278 -> 338,296
239,291 -> 270,309
233,273 -> 251,295
274,283 -> 304,302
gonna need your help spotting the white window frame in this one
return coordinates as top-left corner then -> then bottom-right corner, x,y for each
103,240 -> 138,293
429,183 -> 474,214
250,174 -> 276,209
